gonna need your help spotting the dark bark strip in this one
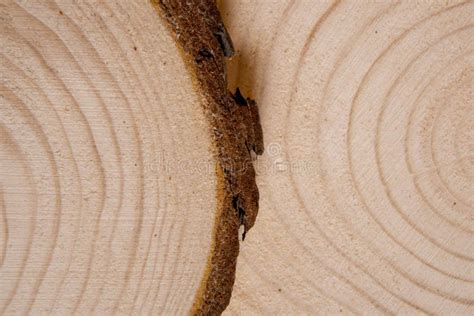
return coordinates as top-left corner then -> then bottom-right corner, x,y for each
150,1 -> 264,314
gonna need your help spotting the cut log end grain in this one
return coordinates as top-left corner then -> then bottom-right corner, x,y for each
0,0 -> 262,315
3,0 -> 472,314
220,0 -> 474,314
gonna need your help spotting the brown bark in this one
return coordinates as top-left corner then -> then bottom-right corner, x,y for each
152,1 -> 264,313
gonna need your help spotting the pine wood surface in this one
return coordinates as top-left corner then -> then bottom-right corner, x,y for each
1,0 -> 473,315
221,0 -> 473,314
0,1 -> 218,314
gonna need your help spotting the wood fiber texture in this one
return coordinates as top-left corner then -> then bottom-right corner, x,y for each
219,0 -> 474,314
0,0 -> 264,315
2,0 -> 472,315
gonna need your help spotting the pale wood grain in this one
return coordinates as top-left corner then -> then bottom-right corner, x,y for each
0,1 -> 218,314
2,0 -> 473,314
220,0 -> 474,314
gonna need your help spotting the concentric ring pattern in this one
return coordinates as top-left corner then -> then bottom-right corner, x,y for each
221,0 -> 473,314
0,1 -> 217,314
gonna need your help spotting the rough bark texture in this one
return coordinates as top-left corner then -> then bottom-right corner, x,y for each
151,1 -> 264,314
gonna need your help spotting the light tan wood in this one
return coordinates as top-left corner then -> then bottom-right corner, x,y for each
2,0 -> 473,314
220,0 -> 474,314
0,1 -> 219,314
